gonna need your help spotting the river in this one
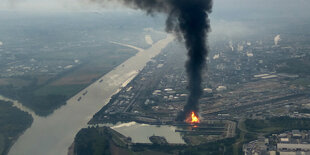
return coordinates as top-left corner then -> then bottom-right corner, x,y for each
89,122 -> 185,144
112,122 -> 185,144
8,35 -> 174,155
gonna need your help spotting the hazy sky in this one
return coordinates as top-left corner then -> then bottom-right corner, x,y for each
214,0 -> 310,19
1,0 -> 310,17
1,0 -> 308,40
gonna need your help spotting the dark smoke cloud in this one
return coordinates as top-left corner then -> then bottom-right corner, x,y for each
93,0 -> 213,121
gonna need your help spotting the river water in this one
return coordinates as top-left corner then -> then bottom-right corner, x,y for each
8,35 -> 174,155
112,122 -> 185,144
90,122 -> 185,144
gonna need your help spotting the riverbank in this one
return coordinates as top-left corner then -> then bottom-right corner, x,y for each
9,35 -> 174,155
0,100 -> 33,155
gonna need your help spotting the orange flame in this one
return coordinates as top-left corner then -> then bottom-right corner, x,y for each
186,111 -> 200,124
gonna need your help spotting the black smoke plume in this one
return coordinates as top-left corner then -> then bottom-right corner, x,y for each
93,0 -> 213,121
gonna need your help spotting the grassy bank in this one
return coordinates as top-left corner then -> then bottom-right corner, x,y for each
0,100 -> 33,155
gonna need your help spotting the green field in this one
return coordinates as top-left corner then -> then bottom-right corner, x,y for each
277,56 -> 310,76
0,45 -> 138,116
291,78 -> 310,87
0,134 -> 4,155
34,84 -> 87,97
245,117 -> 310,133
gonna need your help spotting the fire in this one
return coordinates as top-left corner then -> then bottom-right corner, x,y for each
190,112 -> 200,123
186,111 -> 200,124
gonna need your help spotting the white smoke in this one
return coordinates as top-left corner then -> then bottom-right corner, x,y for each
229,41 -> 234,51
274,34 -> 281,45
0,41 -> 3,46
111,122 -> 137,129
145,35 -> 153,45
237,44 -> 243,52
213,54 -> 219,59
